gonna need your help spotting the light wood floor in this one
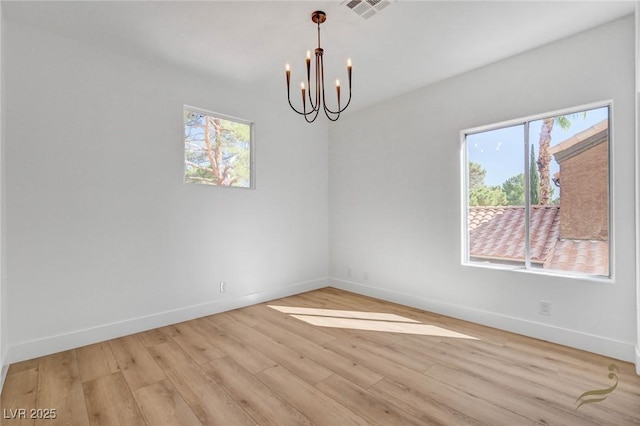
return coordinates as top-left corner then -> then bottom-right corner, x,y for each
1,287 -> 639,425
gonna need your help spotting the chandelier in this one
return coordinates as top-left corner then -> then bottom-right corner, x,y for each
285,11 -> 352,123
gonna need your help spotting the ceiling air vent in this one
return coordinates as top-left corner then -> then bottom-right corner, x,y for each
343,0 -> 393,19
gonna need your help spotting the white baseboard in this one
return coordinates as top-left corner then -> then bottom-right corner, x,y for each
5,278 -> 328,365
330,278 -> 637,365
636,346 -> 640,375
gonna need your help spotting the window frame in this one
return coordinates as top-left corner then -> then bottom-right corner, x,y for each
183,105 -> 255,189
460,100 -> 613,281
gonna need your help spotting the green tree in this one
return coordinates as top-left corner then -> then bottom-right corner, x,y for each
502,173 -> 525,206
470,185 -> 507,206
469,161 -> 507,206
184,111 -> 251,187
468,162 -> 486,191
529,144 -> 540,205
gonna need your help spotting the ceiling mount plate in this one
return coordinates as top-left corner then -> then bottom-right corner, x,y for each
311,11 -> 327,24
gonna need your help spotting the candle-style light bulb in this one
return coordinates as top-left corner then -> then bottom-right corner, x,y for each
336,79 -> 341,105
285,63 -> 291,87
301,82 -> 306,111
347,58 -> 352,68
307,51 -> 311,60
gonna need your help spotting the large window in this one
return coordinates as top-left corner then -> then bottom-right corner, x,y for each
184,106 -> 254,188
462,103 -> 610,277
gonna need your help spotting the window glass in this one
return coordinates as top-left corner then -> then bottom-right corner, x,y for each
184,107 -> 253,188
463,105 -> 610,277
467,125 -> 525,267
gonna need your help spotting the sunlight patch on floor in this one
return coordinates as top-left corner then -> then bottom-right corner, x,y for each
267,305 -> 419,322
268,305 -> 478,339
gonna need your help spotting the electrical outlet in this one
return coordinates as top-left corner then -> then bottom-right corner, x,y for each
220,282 -> 226,293
539,300 -> 551,316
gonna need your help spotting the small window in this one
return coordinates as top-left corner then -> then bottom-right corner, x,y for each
462,104 -> 610,277
184,106 -> 253,188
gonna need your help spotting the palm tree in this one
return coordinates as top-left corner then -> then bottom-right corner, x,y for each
536,115 -> 576,204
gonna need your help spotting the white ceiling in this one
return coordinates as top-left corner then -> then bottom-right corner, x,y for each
2,1 -> 636,111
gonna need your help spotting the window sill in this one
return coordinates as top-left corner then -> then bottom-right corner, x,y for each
462,261 -> 613,284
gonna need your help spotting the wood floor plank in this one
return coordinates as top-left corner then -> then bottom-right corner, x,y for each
134,328 -> 168,348
325,327 -> 436,373
133,379 -> 202,426
245,303 -> 337,345
83,372 -> 146,426
225,308 -> 261,327
315,373 -> 426,426
0,367 -> 38,426
76,342 -> 120,383
218,320 -> 333,385
6,359 -> 39,376
369,378 -> 486,426
203,311 -> 236,326
161,322 -> 225,365
427,338 -> 558,385
108,335 -> 166,391
190,317 -> 277,374
203,356 -> 314,426
35,350 -> 90,426
442,336 -> 560,376
252,320 -> 384,388
143,340 -> 201,407
505,334 -> 611,372
256,365 -> 370,426
147,341 -> 256,426
428,316 -> 511,346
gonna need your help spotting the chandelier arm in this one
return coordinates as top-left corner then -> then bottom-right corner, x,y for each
323,109 -> 341,121
321,54 -> 352,115
319,54 -> 325,112
308,50 -> 321,110
304,107 -> 321,123
323,89 -> 352,115
286,85 -> 321,116
317,54 -> 322,108
306,56 -> 315,111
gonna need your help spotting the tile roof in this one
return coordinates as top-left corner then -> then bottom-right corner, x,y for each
468,205 -> 608,275
543,239 -> 609,276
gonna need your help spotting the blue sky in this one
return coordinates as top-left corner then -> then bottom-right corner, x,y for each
467,106 -> 609,189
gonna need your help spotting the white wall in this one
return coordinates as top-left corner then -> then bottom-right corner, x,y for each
3,19 -> 329,363
329,16 -> 637,363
